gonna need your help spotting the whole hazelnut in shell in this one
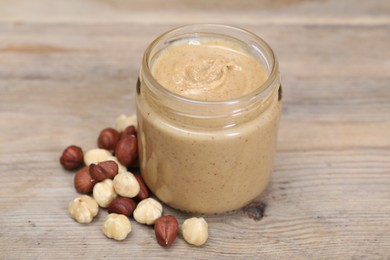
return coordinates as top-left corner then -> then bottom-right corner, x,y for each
60,145 -> 84,170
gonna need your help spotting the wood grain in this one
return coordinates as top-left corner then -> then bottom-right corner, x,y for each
0,0 -> 389,259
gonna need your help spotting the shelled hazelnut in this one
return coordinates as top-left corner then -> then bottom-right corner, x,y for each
93,179 -> 117,208
68,195 -> 99,224
115,114 -> 137,133
182,217 -> 208,246
102,213 -> 132,241
133,198 -> 163,225
113,171 -> 140,198
84,148 -> 112,166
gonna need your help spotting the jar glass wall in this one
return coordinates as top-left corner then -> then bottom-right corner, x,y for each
136,24 -> 282,214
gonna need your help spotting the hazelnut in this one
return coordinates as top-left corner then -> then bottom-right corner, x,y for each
68,195 -> 99,224
84,148 -> 112,166
133,198 -> 163,225
107,197 -> 136,217
122,125 -> 137,137
93,179 -> 117,208
102,213 -> 132,241
154,215 -> 179,247
89,160 -> 118,182
105,156 -> 127,173
60,145 -> 84,170
128,155 -> 139,169
182,217 -> 208,246
134,175 -> 149,201
74,166 -> 96,194
113,171 -> 140,198
115,114 -> 137,133
115,135 -> 138,167
97,128 -> 120,151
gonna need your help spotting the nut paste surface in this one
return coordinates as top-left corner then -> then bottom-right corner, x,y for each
137,27 -> 281,214
152,39 -> 267,101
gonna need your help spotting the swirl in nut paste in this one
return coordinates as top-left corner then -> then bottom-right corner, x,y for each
152,38 -> 267,101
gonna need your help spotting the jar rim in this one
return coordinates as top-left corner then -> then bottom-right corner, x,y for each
141,23 -> 279,108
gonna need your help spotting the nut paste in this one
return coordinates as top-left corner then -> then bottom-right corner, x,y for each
137,25 -> 282,214
152,39 -> 267,101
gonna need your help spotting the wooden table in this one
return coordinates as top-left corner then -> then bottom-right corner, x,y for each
1,0 -> 389,258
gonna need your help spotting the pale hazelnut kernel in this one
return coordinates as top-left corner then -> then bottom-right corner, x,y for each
133,198 -> 163,225
182,217 -> 208,246
93,179 -> 117,208
102,213 -> 132,241
113,171 -> 140,198
84,148 -> 112,166
106,156 -> 127,173
115,114 -> 137,133
68,195 -> 99,224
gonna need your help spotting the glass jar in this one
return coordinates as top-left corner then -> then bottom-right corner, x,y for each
136,24 -> 282,214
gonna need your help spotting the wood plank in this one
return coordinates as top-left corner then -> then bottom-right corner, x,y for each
0,0 -> 389,25
0,150 -> 388,258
